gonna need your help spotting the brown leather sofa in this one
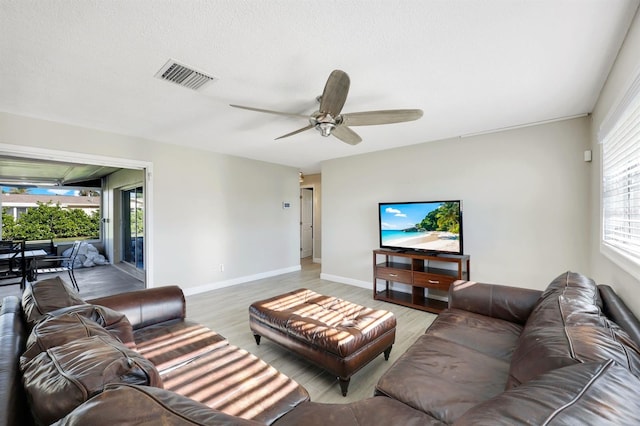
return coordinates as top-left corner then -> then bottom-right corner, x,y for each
3,271 -> 640,425
1,277 -> 309,425
371,271 -> 640,424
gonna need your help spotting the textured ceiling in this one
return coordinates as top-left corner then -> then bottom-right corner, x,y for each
1,1 -> 638,173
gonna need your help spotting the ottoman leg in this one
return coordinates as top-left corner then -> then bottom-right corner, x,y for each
338,377 -> 350,397
253,334 -> 261,345
384,345 -> 393,360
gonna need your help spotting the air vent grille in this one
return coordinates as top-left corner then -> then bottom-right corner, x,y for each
155,59 -> 217,90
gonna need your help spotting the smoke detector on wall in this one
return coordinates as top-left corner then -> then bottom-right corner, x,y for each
154,59 -> 218,91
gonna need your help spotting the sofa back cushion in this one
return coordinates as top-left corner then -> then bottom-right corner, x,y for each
21,309 -> 135,366
22,277 -> 86,327
536,270 -> 602,308
507,271 -> 640,388
42,304 -> 136,347
456,360 -> 640,425
53,384 -> 263,426
22,335 -> 162,425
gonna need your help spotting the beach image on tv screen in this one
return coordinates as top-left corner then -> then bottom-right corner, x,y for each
380,201 -> 460,252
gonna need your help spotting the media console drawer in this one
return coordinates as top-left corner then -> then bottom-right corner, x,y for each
375,267 -> 412,284
413,272 -> 455,291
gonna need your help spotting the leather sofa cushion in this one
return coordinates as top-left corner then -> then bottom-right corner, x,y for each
525,272 -> 604,329
161,343 -> 309,424
455,360 -> 640,425
426,308 -> 524,362
22,277 -> 86,327
276,396 -> 445,426
508,323 -> 640,388
507,271 -> 640,388
448,280 -> 542,325
536,271 -> 602,309
133,319 -> 228,373
375,334 -> 511,424
22,335 -> 162,425
21,312 -> 116,366
52,384 -> 262,426
42,304 -> 136,347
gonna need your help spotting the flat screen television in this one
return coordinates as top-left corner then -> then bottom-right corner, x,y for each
378,200 -> 463,255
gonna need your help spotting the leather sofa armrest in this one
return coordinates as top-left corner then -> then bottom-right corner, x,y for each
1,296 -> 32,426
599,284 -> 640,347
448,280 -> 542,325
88,286 -> 186,330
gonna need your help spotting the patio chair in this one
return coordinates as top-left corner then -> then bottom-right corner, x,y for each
35,240 -> 82,291
0,240 -> 26,288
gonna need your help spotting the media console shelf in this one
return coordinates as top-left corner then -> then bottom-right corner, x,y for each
373,249 -> 470,314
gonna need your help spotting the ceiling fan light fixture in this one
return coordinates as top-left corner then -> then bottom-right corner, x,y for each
311,112 -> 338,137
316,122 -> 335,137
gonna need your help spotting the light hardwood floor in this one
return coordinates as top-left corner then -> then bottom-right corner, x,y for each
186,258 -> 437,404
2,258 -> 435,404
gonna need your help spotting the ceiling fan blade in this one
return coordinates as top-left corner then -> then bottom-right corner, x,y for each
230,104 -> 308,119
319,70 -> 350,116
341,109 -> 423,126
275,124 -> 314,140
332,125 -> 362,145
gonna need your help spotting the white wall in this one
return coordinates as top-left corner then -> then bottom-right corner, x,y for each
0,112 -> 301,293
590,10 -> 640,314
321,117 -> 591,291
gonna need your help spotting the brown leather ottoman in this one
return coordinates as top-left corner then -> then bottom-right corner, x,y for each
249,288 -> 396,396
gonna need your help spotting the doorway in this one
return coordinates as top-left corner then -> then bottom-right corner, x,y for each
0,144 -> 153,286
300,187 -> 313,259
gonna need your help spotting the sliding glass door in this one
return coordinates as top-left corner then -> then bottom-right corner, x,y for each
122,186 -> 144,270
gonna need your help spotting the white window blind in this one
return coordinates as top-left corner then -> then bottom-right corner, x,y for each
600,70 -> 640,266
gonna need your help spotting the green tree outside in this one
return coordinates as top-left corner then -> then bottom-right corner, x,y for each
2,202 -> 99,240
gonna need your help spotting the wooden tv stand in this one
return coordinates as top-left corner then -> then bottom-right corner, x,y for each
373,249 -> 470,314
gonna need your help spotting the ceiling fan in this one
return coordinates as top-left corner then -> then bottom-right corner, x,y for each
230,70 -> 423,145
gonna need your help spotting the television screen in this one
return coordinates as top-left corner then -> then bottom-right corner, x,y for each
379,200 -> 463,255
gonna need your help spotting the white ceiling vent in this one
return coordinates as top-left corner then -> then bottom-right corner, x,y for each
155,59 -> 218,90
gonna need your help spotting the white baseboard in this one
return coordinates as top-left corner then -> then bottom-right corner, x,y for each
320,273 -> 371,290
182,265 -> 301,296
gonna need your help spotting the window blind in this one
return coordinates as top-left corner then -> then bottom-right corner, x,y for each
600,70 -> 640,265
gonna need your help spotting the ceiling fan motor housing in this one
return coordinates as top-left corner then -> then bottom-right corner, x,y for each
310,112 -> 342,137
